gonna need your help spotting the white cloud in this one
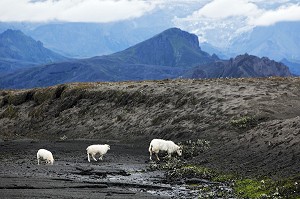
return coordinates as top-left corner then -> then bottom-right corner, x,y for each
190,0 -> 261,19
249,4 -> 300,26
173,0 -> 300,48
0,0 -> 160,23
175,0 -> 300,26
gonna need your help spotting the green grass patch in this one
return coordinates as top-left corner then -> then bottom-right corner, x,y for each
0,105 -> 18,119
33,88 -> 56,105
234,177 -> 300,199
230,115 -> 257,129
212,174 -> 236,183
234,179 -> 273,198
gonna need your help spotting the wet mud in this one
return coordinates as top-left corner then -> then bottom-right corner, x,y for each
0,140 -> 210,198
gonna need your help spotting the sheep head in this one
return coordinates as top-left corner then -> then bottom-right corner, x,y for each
176,146 -> 182,156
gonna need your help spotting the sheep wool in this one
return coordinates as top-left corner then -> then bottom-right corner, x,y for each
86,144 -> 110,162
149,139 -> 182,161
37,149 -> 54,165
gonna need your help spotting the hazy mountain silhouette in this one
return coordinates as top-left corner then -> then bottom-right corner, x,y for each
0,29 -> 292,89
0,29 -> 67,74
185,54 -> 292,78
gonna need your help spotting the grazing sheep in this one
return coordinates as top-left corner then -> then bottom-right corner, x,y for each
37,149 -> 54,165
86,144 -> 110,162
149,139 -> 182,161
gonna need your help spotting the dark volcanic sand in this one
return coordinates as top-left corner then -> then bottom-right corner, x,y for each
1,77 -> 300,193
0,140 -> 202,199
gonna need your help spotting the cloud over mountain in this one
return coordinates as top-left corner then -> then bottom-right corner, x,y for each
249,3 -> 300,26
0,0 -> 159,23
173,0 -> 300,48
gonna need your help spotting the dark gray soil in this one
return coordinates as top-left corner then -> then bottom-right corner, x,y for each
0,77 -> 300,181
0,140 -> 204,198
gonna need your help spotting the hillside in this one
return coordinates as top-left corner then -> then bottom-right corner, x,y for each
0,77 -> 299,178
0,29 -> 67,74
107,28 -> 215,67
185,54 -> 292,78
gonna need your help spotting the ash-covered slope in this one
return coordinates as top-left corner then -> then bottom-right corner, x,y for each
0,78 -> 299,178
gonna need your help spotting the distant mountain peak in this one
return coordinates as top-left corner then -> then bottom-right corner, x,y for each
109,27 -> 214,67
158,27 -> 201,51
3,29 -> 22,34
2,29 -> 24,35
0,29 -> 66,63
1,29 -> 45,47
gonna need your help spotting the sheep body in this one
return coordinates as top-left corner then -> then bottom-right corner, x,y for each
86,144 -> 110,162
37,149 -> 54,165
149,139 -> 182,161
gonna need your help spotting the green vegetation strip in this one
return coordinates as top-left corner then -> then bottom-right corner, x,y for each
158,161 -> 300,198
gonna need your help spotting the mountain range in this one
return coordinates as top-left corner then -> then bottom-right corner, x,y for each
1,20 -> 300,75
0,29 -> 67,75
0,28 -> 292,89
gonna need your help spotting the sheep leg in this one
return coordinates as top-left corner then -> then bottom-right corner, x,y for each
155,153 -> 160,161
149,150 -> 152,160
92,154 -> 97,161
37,158 -> 40,165
99,155 -> 103,161
87,153 -> 90,162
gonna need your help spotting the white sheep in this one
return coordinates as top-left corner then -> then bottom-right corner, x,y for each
37,149 -> 54,165
149,139 -> 182,161
86,144 -> 110,162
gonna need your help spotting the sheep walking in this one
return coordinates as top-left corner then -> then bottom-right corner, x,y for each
37,149 -> 54,165
149,139 -> 182,161
86,144 -> 110,162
